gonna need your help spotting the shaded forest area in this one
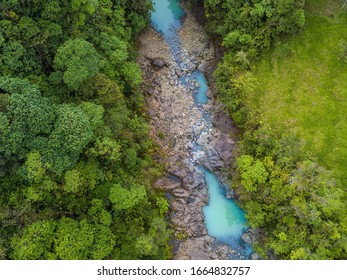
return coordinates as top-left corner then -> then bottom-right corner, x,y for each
0,0 -> 171,259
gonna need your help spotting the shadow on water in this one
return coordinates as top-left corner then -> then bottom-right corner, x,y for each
151,0 -> 252,259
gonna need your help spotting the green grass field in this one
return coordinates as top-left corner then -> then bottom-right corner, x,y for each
249,0 -> 347,184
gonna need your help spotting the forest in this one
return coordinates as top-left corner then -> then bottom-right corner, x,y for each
0,0 -> 346,260
0,0 -> 171,260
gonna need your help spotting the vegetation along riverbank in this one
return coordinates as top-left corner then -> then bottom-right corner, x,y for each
0,0 -> 171,259
188,0 -> 347,259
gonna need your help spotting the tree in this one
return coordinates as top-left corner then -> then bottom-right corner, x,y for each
54,217 -> 93,260
53,38 -> 100,91
99,32 -> 128,66
135,235 -> 158,257
89,137 -> 121,163
0,77 -> 54,159
63,169 -> 83,193
23,151 -> 48,183
109,183 -> 147,211
237,155 -> 268,192
47,104 -> 93,174
54,217 -> 115,260
87,199 -> 112,227
204,0 -> 305,55
91,224 -> 115,259
79,102 -> 104,131
11,220 -> 56,260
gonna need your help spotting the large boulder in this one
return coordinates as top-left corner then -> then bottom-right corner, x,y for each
198,61 -> 208,73
154,177 -> 181,191
241,232 -> 255,244
152,58 -> 167,68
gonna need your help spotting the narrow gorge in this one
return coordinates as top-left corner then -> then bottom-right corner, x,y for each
138,0 -> 254,260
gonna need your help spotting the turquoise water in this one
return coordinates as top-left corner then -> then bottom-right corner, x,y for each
179,72 -> 208,104
190,72 -> 208,104
151,0 -> 251,259
151,0 -> 185,39
202,169 -> 246,240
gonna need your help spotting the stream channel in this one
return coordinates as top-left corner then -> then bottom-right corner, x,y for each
150,0 -> 252,259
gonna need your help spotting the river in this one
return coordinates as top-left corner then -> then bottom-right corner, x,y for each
147,0 -> 252,259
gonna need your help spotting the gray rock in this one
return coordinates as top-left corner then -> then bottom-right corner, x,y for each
198,61 -> 208,73
153,58 -> 167,68
154,178 -> 181,191
153,78 -> 161,85
251,253 -> 261,260
181,59 -> 197,72
226,189 -> 235,199
175,68 -> 182,77
172,188 -> 190,199
241,232 -> 255,244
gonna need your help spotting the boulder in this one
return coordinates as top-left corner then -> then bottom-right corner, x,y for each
251,253 -> 261,260
198,61 -> 208,73
241,232 -> 255,244
175,67 -> 182,77
154,177 -> 181,191
152,58 -> 167,68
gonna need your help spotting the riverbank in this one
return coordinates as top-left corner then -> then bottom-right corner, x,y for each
138,2 -> 250,260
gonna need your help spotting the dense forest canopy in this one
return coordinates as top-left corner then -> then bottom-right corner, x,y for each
0,0 -> 171,260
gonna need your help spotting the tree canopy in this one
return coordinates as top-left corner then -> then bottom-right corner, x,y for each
0,0 -> 170,260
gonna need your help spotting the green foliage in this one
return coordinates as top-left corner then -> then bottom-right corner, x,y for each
205,0 -> 305,56
11,220 -> 56,260
120,61 -> 143,90
237,155 -> 268,193
235,136 -> 346,259
89,137 -> 121,163
156,196 -> 169,215
99,32 -> 128,66
24,151 -> 48,183
91,224 -> 115,259
0,0 -> 170,261
53,38 -> 100,91
79,101 -> 105,131
109,183 -> 147,211
47,104 -> 93,174
0,77 -> 54,159
88,199 -> 112,227
135,235 -> 158,257
54,216 -> 116,260
64,169 -> 83,193
54,218 -> 93,260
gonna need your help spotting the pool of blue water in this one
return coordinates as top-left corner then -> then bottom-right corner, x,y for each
202,169 -> 246,240
151,0 -> 185,40
151,0 -> 252,259
190,71 -> 209,104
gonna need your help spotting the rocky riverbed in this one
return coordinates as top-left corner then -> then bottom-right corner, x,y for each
138,4 -> 249,260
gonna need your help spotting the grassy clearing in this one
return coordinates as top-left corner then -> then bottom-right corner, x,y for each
248,0 -> 347,184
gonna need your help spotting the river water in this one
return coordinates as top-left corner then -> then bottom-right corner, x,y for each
151,0 -> 252,259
